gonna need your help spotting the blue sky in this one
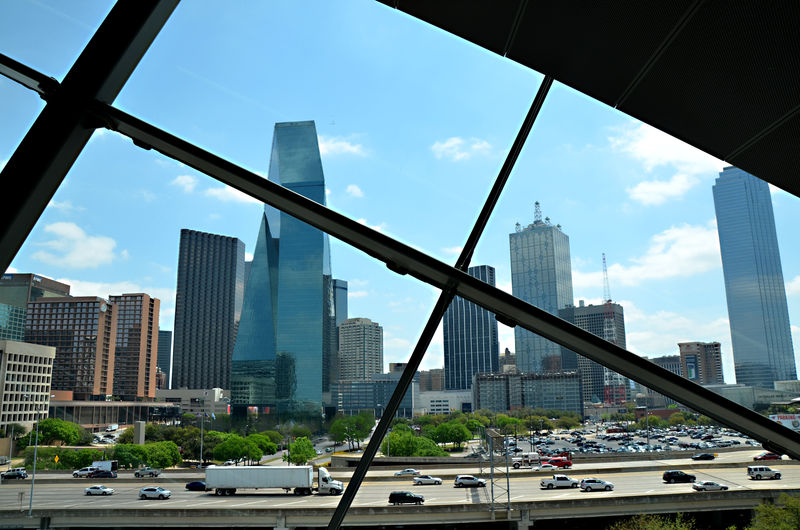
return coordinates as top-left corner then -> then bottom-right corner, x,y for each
2,1 -> 800,384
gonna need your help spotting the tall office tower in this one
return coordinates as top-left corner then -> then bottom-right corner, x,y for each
172,229 -> 245,390
338,318 -> 383,380
678,341 -> 724,385
330,279 -> 348,391
0,273 -> 70,341
713,166 -> 796,388
24,296 -> 116,400
157,330 -> 172,389
109,294 -> 159,400
559,300 -> 627,404
231,121 -> 336,417
0,340 -> 55,432
443,265 -> 500,390
510,204 -> 574,372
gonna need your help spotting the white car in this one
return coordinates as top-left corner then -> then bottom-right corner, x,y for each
394,468 -> 421,477
73,467 -> 98,478
413,475 -> 442,485
85,485 -> 114,496
139,486 -> 171,500
534,463 -> 557,471
580,478 -> 614,491
454,475 -> 486,487
693,481 -> 728,491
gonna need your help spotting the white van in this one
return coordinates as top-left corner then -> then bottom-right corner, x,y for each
747,465 -> 781,480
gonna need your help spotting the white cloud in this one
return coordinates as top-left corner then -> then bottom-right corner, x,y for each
5,266 -> 18,274
787,275 -> 800,296
47,200 -> 85,214
441,246 -> 463,256
318,136 -> 366,156
626,173 -> 699,206
120,249 -> 130,260
348,279 -> 369,288
431,137 -> 492,162
610,121 -> 725,204
345,184 -> 364,198
32,222 -> 116,269
204,185 -> 260,204
0,159 -> 6,170
171,175 -> 198,193
348,290 -> 369,298
245,252 -> 254,262
573,221 -> 721,288
356,218 -> 386,232
385,337 -> 411,349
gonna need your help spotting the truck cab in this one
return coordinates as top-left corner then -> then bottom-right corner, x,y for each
317,467 -> 343,495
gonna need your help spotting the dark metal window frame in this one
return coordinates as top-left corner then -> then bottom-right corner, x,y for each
2,1 -> 800,528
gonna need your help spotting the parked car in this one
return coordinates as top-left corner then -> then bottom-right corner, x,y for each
91,470 -> 117,479
579,478 -> 614,491
135,466 -> 161,478
454,475 -> 486,487
185,480 -> 210,491
85,485 -> 114,495
747,465 -> 781,480
1,469 -> 28,480
691,453 -> 716,461
139,486 -> 171,500
394,468 -> 421,477
662,470 -> 696,483
388,491 -> 424,505
693,481 -> 728,491
73,467 -> 98,478
413,475 -> 442,485
754,452 -> 781,461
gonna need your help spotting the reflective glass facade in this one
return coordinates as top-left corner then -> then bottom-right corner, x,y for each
231,121 -> 335,416
510,216 -> 574,372
713,167 -> 796,388
443,265 -> 499,390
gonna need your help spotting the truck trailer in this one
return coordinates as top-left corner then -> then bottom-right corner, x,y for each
205,465 -> 343,496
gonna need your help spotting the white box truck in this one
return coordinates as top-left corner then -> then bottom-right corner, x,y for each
91,460 -> 118,472
205,465 -> 343,496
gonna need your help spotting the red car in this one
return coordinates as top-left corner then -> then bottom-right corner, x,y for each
754,452 -> 781,461
545,457 -> 572,469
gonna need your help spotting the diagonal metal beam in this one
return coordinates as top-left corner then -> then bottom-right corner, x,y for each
0,0 -> 178,274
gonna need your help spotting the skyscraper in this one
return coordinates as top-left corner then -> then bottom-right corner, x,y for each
172,229 -> 245,390
679,341 -> 724,385
338,318 -> 383,380
713,166 -> 796,388
231,121 -> 335,417
0,273 -> 70,341
443,265 -> 499,390
157,330 -> 172,389
510,204 -> 574,372
109,294 -> 159,400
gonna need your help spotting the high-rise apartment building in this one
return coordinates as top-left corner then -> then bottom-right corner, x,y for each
338,318 -> 383,380
109,294 -> 159,400
24,296 -> 116,400
713,166 -> 796,388
157,330 -> 172,389
0,273 -> 70,341
651,355 -> 682,376
172,229 -> 245,390
443,265 -> 499,390
231,121 -> 336,417
0,340 -> 55,432
510,204 -> 574,372
679,341 -> 724,385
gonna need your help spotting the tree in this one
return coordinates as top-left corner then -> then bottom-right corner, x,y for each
329,413 -> 373,451
284,436 -> 316,465
261,430 -> 283,446
2,423 -> 25,438
747,494 -> 800,530
247,433 -> 277,456
290,425 -> 313,439
37,418 -> 81,445
609,513 -> 696,530
433,421 -> 471,449
117,426 -> 134,444
213,434 -> 261,464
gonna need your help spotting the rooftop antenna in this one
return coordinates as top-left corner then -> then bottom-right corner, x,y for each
534,201 -> 542,223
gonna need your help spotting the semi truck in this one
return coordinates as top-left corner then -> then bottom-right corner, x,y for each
205,466 -> 343,496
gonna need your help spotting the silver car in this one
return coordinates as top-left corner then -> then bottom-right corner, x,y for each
139,486 -> 171,500
85,485 -> 114,496
580,478 -> 614,491
413,475 -> 442,485
693,481 -> 728,491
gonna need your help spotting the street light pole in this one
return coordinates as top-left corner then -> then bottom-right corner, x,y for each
199,390 -> 206,467
28,403 -> 41,517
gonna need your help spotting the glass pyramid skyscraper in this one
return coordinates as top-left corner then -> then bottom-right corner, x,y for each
231,121 -> 336,417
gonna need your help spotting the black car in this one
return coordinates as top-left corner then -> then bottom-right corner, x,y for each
91,470 -> 117,478
0,469 -> 28,480
691,453 -> 715,461
663,470 -> 696,483
186,480 -> 210,492
388,491 -> 424,505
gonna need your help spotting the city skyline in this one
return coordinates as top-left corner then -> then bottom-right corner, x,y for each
3,2 -> 800,387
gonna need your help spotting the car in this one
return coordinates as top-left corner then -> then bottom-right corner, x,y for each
73,467 -> 98,478
691,453 -> 716,460
747,465 -> 781,480
0,469 -> 28,480
223,459 -> 236,466
580,478 -> 614,492
693,480 -> 728,491
91,470 -> 117,479
325,447 -> 332,453
134,466 -> 161,477
754,452 -> 781,461
139,486 -> 171,500
185,480 -> 210,491
388,491 -> 424,505
85,485 -> 115,495
454,475 -> 486,487
315,450 -> 322,455
394,468 -> 421,477
662,470 -> 696,483
413,475 -> 442,485
534,463 -> 557,471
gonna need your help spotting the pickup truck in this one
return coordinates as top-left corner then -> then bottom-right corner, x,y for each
135,466 -> 161,478
539,474 -> 579,489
